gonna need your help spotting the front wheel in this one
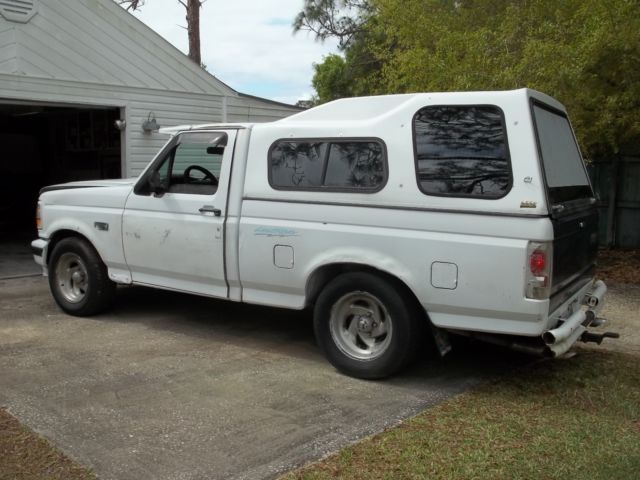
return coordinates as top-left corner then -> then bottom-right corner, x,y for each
48,237 -> 116,316
313,272 -> 424,379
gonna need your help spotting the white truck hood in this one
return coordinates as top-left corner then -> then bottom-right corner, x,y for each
39,178 -> 137,210
41,178 -> 137,192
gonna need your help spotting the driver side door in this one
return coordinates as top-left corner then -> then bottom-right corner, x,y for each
122,130 -> 237,297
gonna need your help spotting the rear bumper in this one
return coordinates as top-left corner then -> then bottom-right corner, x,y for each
31,238 -> 49,275
549,265 -> 596,313
437,278 -> 613,358
543,279 -> 609,357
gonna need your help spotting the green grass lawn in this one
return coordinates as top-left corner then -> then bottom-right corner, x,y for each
282,349 -> 640,480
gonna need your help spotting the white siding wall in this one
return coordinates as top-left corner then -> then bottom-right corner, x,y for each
228,96 -> 302,123
0,73 -> 299,176
0,73 -> 223,175
0,23 -> 15,73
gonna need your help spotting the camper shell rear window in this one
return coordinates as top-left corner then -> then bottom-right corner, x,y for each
530,100 -> 593,205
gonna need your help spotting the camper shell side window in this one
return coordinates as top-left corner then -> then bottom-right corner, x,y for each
413,105 -> 513,199
268,138 -> 388,192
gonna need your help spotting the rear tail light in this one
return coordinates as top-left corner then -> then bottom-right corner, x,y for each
530,250 -> 546,276
525,242 -> 552,300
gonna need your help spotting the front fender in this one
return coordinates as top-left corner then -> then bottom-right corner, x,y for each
42,206 -> 130,281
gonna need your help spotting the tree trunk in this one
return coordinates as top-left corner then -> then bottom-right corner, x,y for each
186,0 -> 202,66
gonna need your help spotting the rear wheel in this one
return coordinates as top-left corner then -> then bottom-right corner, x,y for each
314,272 -> 425,379
48,237 -> 116,316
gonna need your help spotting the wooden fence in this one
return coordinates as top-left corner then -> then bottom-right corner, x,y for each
589,154 -> 640,248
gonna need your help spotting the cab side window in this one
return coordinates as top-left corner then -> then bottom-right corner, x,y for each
148,132 -> 227,196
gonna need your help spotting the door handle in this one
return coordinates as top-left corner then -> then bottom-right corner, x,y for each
199,205 -> 222,216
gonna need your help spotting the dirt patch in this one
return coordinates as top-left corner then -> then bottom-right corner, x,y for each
588,283 -> 640,356
597,248 -> 640,285
593,249 -> 640,356
0,407 -> 95,480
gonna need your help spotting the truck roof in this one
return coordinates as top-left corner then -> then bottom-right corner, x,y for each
158,123 -> 252,135
277,88 -> 564,125
159,89 -> 565,135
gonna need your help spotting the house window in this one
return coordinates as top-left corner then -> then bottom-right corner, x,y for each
269,139 -> 387,192
413,105 -> 512,198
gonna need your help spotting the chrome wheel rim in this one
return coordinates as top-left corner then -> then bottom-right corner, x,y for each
55,252 -> 88,303
329,291 -> 392,361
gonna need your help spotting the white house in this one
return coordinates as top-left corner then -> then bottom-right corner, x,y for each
0,0 -> 300,234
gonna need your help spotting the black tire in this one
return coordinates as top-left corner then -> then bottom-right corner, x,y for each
48,237 -> 116,316
313,271 -> 425,379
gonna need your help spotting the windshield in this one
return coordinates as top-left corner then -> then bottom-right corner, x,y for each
532,102 -> 593,205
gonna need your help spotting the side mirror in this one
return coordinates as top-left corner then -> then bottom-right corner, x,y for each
206,146 -> 225,155
148,171 -> 166,196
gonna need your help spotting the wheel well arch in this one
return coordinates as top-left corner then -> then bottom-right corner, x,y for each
46,230 -> 95,265
305,262 -> 424,313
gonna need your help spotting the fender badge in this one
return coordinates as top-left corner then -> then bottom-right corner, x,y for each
520,201 -> 537,208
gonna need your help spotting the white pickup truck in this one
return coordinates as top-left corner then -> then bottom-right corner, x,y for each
32,89 -> 615,379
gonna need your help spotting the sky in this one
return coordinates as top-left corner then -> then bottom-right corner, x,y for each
127,0 -> 340,105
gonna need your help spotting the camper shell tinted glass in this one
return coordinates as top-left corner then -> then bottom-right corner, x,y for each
530,100 -> 593,205
269,138 -> 387,192
413,105 -> 512,198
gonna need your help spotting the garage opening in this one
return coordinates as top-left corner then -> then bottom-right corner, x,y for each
0,103 -> 122,278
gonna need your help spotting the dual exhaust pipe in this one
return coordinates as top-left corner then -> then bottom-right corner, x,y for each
543,280 -> 617,357
584,280 -> 607,309
445,280 -> 617,359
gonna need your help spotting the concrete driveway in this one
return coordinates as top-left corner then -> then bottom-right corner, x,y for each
1,276 -> 525,480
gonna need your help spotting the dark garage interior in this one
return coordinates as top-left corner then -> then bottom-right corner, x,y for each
0,103 -> 122,278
